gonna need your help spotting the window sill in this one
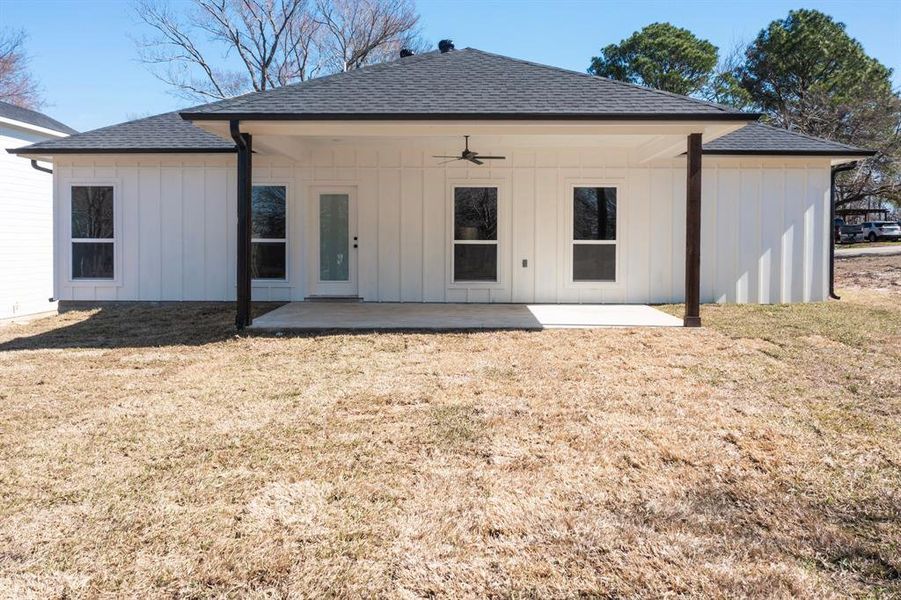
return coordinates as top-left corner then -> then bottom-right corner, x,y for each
250,279 -> 291,287
448,281 -> 504,289
565,280 -> 623,289
67,279 -> 122,287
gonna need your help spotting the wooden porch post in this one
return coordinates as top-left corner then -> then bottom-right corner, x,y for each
233,122 -> 253,329
684,133 -> 702,327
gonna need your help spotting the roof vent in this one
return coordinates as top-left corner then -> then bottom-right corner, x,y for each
438,39 -> 454,53
400,48 -> 414,58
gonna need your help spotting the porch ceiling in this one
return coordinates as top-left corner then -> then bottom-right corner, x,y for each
248,132 -> 694,162
196,118 -> 743,141
194,119 -> 745,162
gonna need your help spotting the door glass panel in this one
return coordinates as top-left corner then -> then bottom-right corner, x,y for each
319,193 -> 349,281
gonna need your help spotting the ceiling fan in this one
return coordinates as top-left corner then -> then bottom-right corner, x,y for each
433,136 -> 505,165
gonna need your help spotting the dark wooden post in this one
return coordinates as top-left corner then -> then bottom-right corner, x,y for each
684,133 -> 702,327
232,122 -> 253,329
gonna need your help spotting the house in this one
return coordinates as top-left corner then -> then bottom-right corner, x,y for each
1,100 -> 76,321
8,47 -> 873,328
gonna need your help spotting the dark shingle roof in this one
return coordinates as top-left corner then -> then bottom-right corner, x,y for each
9,110 -> 234,154
703,122 -> 874,156
8,49 -> 873,157
182,48 -> 756,120
0,100 -> 77,135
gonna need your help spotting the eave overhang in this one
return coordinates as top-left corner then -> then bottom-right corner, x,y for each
180,111 -> 763,122
703,149 -> 876,157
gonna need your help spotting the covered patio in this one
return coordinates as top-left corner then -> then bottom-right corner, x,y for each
248,302 -> 682,330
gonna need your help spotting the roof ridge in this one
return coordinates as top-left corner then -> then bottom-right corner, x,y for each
462,48 -> 746,115
193,50 -> 446,114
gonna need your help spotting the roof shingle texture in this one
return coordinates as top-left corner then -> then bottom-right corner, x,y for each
0,100 -> 77,135
185,48 -> 749,117
13,111 -> 233,153
705,122 -> 872,155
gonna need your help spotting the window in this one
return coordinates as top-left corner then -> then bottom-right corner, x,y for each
572,186 -> 617,282
71,186 -> 114,279
251,185 -> 286,279
453,187 -> 498,282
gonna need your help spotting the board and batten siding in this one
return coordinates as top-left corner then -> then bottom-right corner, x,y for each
51,147 -> 831,304
0,125 -> 57,319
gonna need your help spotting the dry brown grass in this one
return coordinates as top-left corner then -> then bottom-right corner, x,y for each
1,258 -> 899,598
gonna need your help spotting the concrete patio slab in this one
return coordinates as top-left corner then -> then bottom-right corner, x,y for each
248,302 -> 683,330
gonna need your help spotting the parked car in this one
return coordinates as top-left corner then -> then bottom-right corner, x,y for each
861,221 -> 901,242
834,218 -> 863,243
838,223 -> 864,243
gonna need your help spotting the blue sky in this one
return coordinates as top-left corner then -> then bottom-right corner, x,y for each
2,0 -> 899,132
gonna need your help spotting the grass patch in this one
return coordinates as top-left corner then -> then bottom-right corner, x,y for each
0,258 -> 898,597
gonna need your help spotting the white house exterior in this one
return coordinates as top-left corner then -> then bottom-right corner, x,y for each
46,150 -> 837,305
10,48 -> 872,327
0,101 -> 76,321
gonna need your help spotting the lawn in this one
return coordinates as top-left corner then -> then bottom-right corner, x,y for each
836,240 -> 901,249
0,257 -> 898,598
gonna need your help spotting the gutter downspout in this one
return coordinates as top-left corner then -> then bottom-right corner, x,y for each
830,161 -> 858,300
30,159 -> 52,174
230,120 -> 253,329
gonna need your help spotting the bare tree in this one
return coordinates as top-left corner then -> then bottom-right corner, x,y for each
0,28 -> 42,108
134,0 -> 423,101
314,0 -> 422,72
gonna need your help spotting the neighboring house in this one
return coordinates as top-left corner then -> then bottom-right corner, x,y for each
9,48 -> 873,327
0,101 -> 77,321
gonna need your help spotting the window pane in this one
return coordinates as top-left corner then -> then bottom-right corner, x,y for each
573,187 -> 616,240
454,187 -> 497,241
72,242 -> 114,279
72,186 -> 114,239
252,185 -> 286,239
252,242 -> 286,279
573,244 -> 615,281
320,193 -> 349,281
454,244 -> 497,281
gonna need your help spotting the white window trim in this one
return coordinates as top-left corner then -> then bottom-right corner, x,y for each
565,181 -> 623,288
447,181 -> 506,288
66,181 -> 122,286
251,181 -> 291,286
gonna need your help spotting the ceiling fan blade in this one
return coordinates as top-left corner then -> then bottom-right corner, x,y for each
468,157 -> 484,165
432,155 -> 460,159
438,158 -> 461,165
475,156 -> 506,160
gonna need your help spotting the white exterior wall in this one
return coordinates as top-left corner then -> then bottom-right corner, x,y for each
0,125 -> 58,319
51,146 -> 831,305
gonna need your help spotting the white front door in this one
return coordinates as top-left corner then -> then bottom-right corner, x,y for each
311,187 -> 357,296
